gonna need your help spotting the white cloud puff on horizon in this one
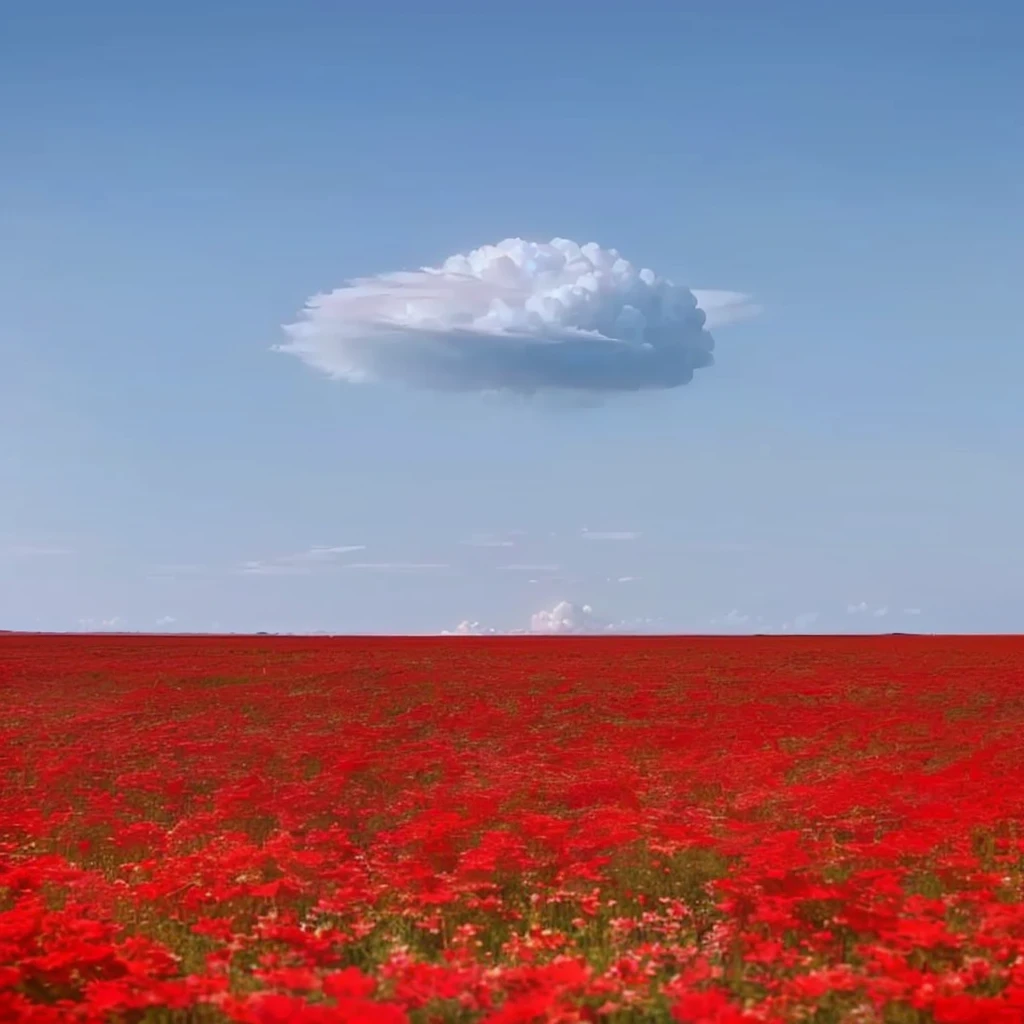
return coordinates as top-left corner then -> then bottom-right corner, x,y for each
445,600 -> 655,636
279,238 -> 757,395
529,600 -> 614,634
77,616 -> 122,631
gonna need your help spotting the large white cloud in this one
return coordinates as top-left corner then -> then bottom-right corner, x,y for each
279,238 -> 755,394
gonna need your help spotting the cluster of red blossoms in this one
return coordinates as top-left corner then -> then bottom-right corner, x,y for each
3,633 -> 1024,1022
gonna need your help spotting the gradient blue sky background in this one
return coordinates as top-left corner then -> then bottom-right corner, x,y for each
3,0 -> 1023,634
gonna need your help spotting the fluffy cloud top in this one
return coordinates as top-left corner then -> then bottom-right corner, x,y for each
530,600 -> 613,635
449,619 -> 496,635
445,600 -> 617,636
280,238 -> 754,394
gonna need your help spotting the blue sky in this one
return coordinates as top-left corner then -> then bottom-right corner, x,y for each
3,1 -> 1023,634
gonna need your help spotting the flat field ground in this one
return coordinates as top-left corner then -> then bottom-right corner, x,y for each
3,634 -> 1024,1023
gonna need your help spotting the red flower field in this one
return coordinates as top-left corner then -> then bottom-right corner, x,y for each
3,633 -> 1024,1022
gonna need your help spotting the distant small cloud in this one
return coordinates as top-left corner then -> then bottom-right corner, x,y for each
239,560 -> 313,576
693,541 -> 754,553
782,612 -> 819,632
499,563 -> 560,572
442,601 -> 604,634
155,616 -> 176,627
5,544 -> 72,557
615,575 -> 640,583
530,600 -> 614,634
462,532 -> 517,548
903,607 -> 922,616
78,616 -> 122,631
148,563 -> 204,578
711,609 -> 752,629
581,529 -> 641,541
342,562 -> 449,572
444,619 -> 499,636
237,545 -> 366,576
280,545 -> 366,564
847,601 -> 894,619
